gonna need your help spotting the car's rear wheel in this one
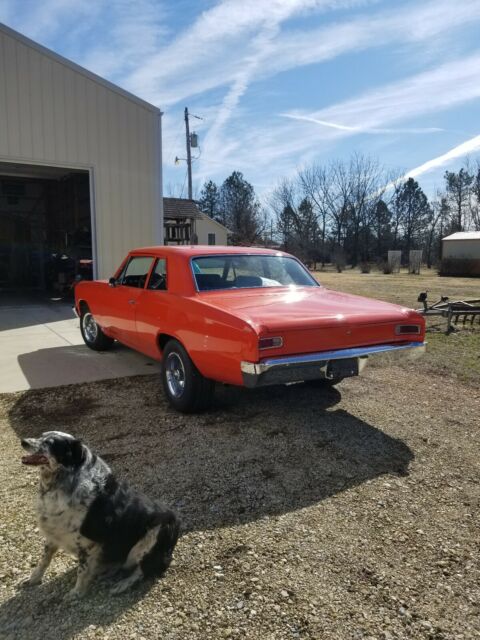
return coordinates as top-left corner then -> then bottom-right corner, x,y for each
80,307 -> 114,351
161,339 -> 214,413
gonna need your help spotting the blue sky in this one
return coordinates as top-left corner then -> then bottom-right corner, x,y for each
1,0 -> 480,202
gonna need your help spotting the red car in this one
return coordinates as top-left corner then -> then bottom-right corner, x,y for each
75,246 -> 426,412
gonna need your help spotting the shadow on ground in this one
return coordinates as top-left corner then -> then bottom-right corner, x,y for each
1,376 -> 413,639
15,344 -> 156,389
0,297 -> 75,331
7,375 -> 413,532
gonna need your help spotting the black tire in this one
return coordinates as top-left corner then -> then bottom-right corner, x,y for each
80,307 -> 114,351
161,339 -> 214,413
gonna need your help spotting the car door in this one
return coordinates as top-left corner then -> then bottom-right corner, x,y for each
134,257 -> 171,359
107,255 -> 154,348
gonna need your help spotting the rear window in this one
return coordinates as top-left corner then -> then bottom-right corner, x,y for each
192,255 -> 318,291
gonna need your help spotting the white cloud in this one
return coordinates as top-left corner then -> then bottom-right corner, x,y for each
122,0 -> 480,108
280,114 -> 444,135
402,134 -> 480,181
304,53 -> 480,132
202,0 -> 353,157
191,0 -> 480,183
0,0 -> 168,81
196,48 -> 480,192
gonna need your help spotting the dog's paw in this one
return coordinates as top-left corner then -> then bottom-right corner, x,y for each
110,579 -> 132,596
64,588 -> 85,602
19,576 -> 42,588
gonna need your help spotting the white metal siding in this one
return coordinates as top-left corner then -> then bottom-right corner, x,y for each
195,215 -> 229,245
0,25 -> 162,278
442,240 -> 480,260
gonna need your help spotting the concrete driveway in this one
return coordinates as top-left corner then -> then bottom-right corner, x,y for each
0,298 -> 157,393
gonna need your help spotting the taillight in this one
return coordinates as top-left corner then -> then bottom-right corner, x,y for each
395,324 -> 421,335
259,336 -> 283,350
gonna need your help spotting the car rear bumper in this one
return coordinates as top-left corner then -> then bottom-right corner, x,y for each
240,341 -> 426,388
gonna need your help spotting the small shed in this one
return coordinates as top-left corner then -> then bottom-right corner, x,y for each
442,232 -> 480,259
441,231 -> 480,276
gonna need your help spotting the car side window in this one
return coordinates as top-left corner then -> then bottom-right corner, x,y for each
121,256 -> 153,288
147,259 -> 167,291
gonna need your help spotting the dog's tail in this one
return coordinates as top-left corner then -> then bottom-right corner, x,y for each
140,510 -> 181,578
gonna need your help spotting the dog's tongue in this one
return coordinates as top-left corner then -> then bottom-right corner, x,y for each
21,453 -> 48,466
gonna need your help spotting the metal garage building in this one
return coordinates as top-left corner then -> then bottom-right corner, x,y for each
441,231 -> 480,276
442,232 -> 480,259
0,23 -> 163,292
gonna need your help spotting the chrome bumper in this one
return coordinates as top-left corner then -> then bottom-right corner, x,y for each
240,341 -> 426,388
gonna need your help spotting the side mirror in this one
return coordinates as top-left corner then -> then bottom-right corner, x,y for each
108,277 -> 117,288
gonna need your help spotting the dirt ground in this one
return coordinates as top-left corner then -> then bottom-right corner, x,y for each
0,271 -> 479,640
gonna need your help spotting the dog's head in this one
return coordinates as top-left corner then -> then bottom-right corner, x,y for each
21,431 -> 86,471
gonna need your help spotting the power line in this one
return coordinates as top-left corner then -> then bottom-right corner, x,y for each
179,168 -> 188,199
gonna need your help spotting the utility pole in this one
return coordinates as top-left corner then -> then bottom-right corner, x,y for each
184,107 -> 193,200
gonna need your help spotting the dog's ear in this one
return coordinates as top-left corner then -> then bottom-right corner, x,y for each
70,439 -> 86,467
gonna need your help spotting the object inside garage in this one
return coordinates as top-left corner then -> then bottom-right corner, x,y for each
0,162 -> 93,293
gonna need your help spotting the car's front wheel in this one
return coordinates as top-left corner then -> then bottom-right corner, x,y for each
80,307 -> 114,351
161,339 -> 214,413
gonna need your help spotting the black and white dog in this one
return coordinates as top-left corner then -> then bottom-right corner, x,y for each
20,431 -> 180,599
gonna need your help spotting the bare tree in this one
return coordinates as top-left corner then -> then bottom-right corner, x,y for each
298,165 -> 329,265
345,153 -> 387,265
270,178 -> 300,251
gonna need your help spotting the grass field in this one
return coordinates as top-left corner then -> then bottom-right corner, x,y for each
314,268 -> 480,386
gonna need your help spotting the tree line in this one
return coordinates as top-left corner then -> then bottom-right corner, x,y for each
197,155 -> 480,267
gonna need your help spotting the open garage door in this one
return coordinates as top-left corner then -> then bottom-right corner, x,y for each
0,162 -> 93,293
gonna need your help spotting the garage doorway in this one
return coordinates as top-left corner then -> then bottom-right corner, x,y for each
0,162 -> 93,294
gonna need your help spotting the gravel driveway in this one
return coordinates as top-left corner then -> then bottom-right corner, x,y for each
0,362 -> 479,640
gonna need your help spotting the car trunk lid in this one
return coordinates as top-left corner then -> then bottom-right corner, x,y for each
198,286 -> 424,355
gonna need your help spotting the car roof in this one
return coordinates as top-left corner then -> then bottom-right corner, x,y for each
130,245 -> 288,257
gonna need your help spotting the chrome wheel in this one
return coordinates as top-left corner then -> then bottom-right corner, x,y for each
82,312 -> 98,343
165,352 -> 186,398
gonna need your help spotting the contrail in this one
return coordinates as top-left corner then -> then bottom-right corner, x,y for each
281,113 -> 444,134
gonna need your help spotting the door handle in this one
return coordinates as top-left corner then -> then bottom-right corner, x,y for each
128,299 -> 136,305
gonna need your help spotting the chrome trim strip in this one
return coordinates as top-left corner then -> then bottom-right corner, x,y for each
241,341 -> 426,375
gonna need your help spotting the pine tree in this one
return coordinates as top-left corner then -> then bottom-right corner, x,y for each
393,178 -> 431,258
219,172 -> 262,245
198,180 -> 221,222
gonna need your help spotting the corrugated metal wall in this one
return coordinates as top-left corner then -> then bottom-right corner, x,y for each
443,240 -> 480,259
0,24 -> 163,278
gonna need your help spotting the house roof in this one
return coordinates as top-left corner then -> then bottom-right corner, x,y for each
0,23 -> 160,114
163,198 -> 201,219
442,231 -> 480,241
199,212 -> 231,233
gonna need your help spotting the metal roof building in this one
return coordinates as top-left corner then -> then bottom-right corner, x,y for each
0,23 -> 163,291
442,232 -> 480,259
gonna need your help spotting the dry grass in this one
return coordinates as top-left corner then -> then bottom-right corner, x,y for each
314,268 -> 480,386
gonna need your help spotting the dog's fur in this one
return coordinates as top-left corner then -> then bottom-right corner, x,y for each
20,431 -> 180,598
